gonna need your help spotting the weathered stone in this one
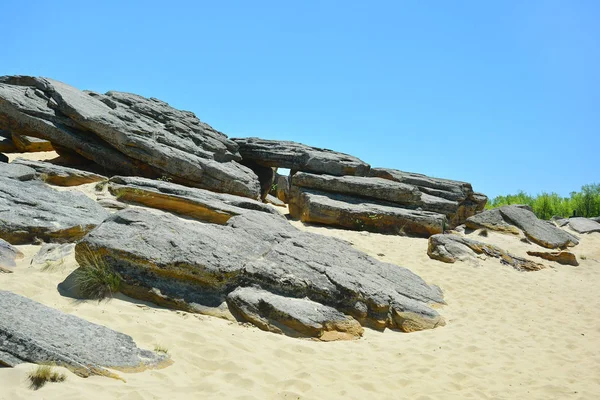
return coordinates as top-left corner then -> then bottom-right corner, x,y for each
12,158 -> 106,186
0,130 -> 17,152
0,239 -> 23,273
76,208 -> 445,335
0,76 -> 261,198
428,234 -> 545,271
370,168 -> 487,225
232,137 -> 371,176
0,162 -> 36,181
289,187 -> 446,237
31,243 -> 75,268
0,177 -> 108,244
567,217 -> 600,234
0,290 -> 169,377
106,176 -> 277,224
590,217 -> 600,223
275,174 -> 290,203
265,194 -> 286,207
526,250 -> 578,266
11,132 -> 53,152
466,205 -> 579,249
227,287 -> 364,340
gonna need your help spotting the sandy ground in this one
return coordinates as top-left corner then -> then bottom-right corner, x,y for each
1,152 -> 600,399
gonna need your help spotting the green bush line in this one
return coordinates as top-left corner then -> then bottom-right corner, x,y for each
486,183 -> 600,220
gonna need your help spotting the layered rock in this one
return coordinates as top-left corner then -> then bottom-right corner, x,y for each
76,207 -> 445,337
0,176 -> 108,244
106,176 -> 277,224
466,205 -> 579,249
0,239 -> 23,273
0,76 -> 261,198
427,234 -> 545,271
227,287 -> 364,340
13,158 -> 106,186
526,251 -> 578,266
0,290 -> 169,377
232,137 -> 371,176
565,217 -> 600,234
11,132 -> 53,152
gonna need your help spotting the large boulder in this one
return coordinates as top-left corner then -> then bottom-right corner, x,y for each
0,290 -> 169,377
0,76 -> 261,198
13,158 -> 106,186
0,239 -> 23,273
466,205 -> 579,249
370,168 -> 487,224
106,176 -> 278,224
0,177 -> 108,244
227,287 -> 364,340
76,207 -> 445,336
232,137 -> 371,176
427,234 -> 544,271
566,217 -> 600,234
289,187 -> 446,237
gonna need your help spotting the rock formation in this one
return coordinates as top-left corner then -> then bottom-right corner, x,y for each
13,158 -> 106,186
564,217 -> 600,234
0,239 -> 23,273
0,291 -> 169,377
466,205 -> 579,249
526,250 -> 578,266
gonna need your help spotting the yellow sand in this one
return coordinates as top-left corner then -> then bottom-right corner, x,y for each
1,152 -> 599,399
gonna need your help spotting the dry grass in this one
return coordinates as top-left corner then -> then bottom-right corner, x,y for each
154,344 -> 169,354
75,247 -> 121,300
28,365 -> 66,390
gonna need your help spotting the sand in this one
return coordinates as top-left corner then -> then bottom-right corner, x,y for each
1,152 -> 600,399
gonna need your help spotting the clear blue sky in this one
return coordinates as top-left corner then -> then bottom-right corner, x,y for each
3,1 -> 599,198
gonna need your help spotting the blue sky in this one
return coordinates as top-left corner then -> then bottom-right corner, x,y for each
3,0 -> 599,198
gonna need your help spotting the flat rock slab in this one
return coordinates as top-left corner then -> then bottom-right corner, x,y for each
0,239 -> 23,273
567,217 -> 600,234
106,176 -> 277,224
428,234 -> 544,271
232,137 -> 371,176
0,177 -> 108,244
11,133 -> 53,152
77,207 -> 445,336
227,287 -> 364,340
265,194 -> 286,207
0,76 -> 260,198
13,158 -> 106,186
0,290 -> 169,376
0,162 -> 36,181
526,250 -> 578,266
289,187 -> 446,237
466,205 -> 579,249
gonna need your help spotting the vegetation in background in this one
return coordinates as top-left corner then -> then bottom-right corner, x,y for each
486,183 -> 600,220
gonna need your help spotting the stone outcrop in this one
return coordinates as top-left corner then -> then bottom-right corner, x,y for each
0,290 -> 170,377
76,207 -> 446,336
0,239 -> 23,273
232,137 -> 371,176
106,176 -> 277,224
565,217 -> 600,234
11,132 -> 53,152
427,234 -> 545,271
289,187 -> 446,237
227,287 -> 364,340
526,251 -> 578,266
0,76 -> 260,198
0,176 -> 108,244
0,161 -> 36,181
13,158 -> 106,186
274,173 -> 290,203
466,205 -> 579,249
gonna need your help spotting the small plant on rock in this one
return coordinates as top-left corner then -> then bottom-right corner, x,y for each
28,365 -> 66,390
75,247 -> 122,300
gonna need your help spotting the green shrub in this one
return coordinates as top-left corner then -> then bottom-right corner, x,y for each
75,248 -> 121,300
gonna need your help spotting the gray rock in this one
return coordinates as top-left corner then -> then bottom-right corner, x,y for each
11,132 -> 53,152
0,290 -> 169,377
0,162 -> 36,181
466,207 -> 521,234
0,177 -> 108,244
427,234 -> 545,271
241,160 -> 275,200
107,176 -> 277,224
567,217 -> 600,234
265,194 -> 286,207
590,217 -> 600,223
0,239 -> 23,273
370,168 -> 487,225
76,208 -> 445,335
289,187 -> 446,237
13,158 -> 106,186
0,76 -> 261,198
275,174 -> 290,203
554,218 -> 569,227
31,243 -> 75,268
232,137 -> 371,176
227,287 -> 364,340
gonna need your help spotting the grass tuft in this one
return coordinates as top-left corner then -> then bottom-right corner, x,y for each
28,365 -> 66,390
75,247 -> 121,300
154,344 -> 169,354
